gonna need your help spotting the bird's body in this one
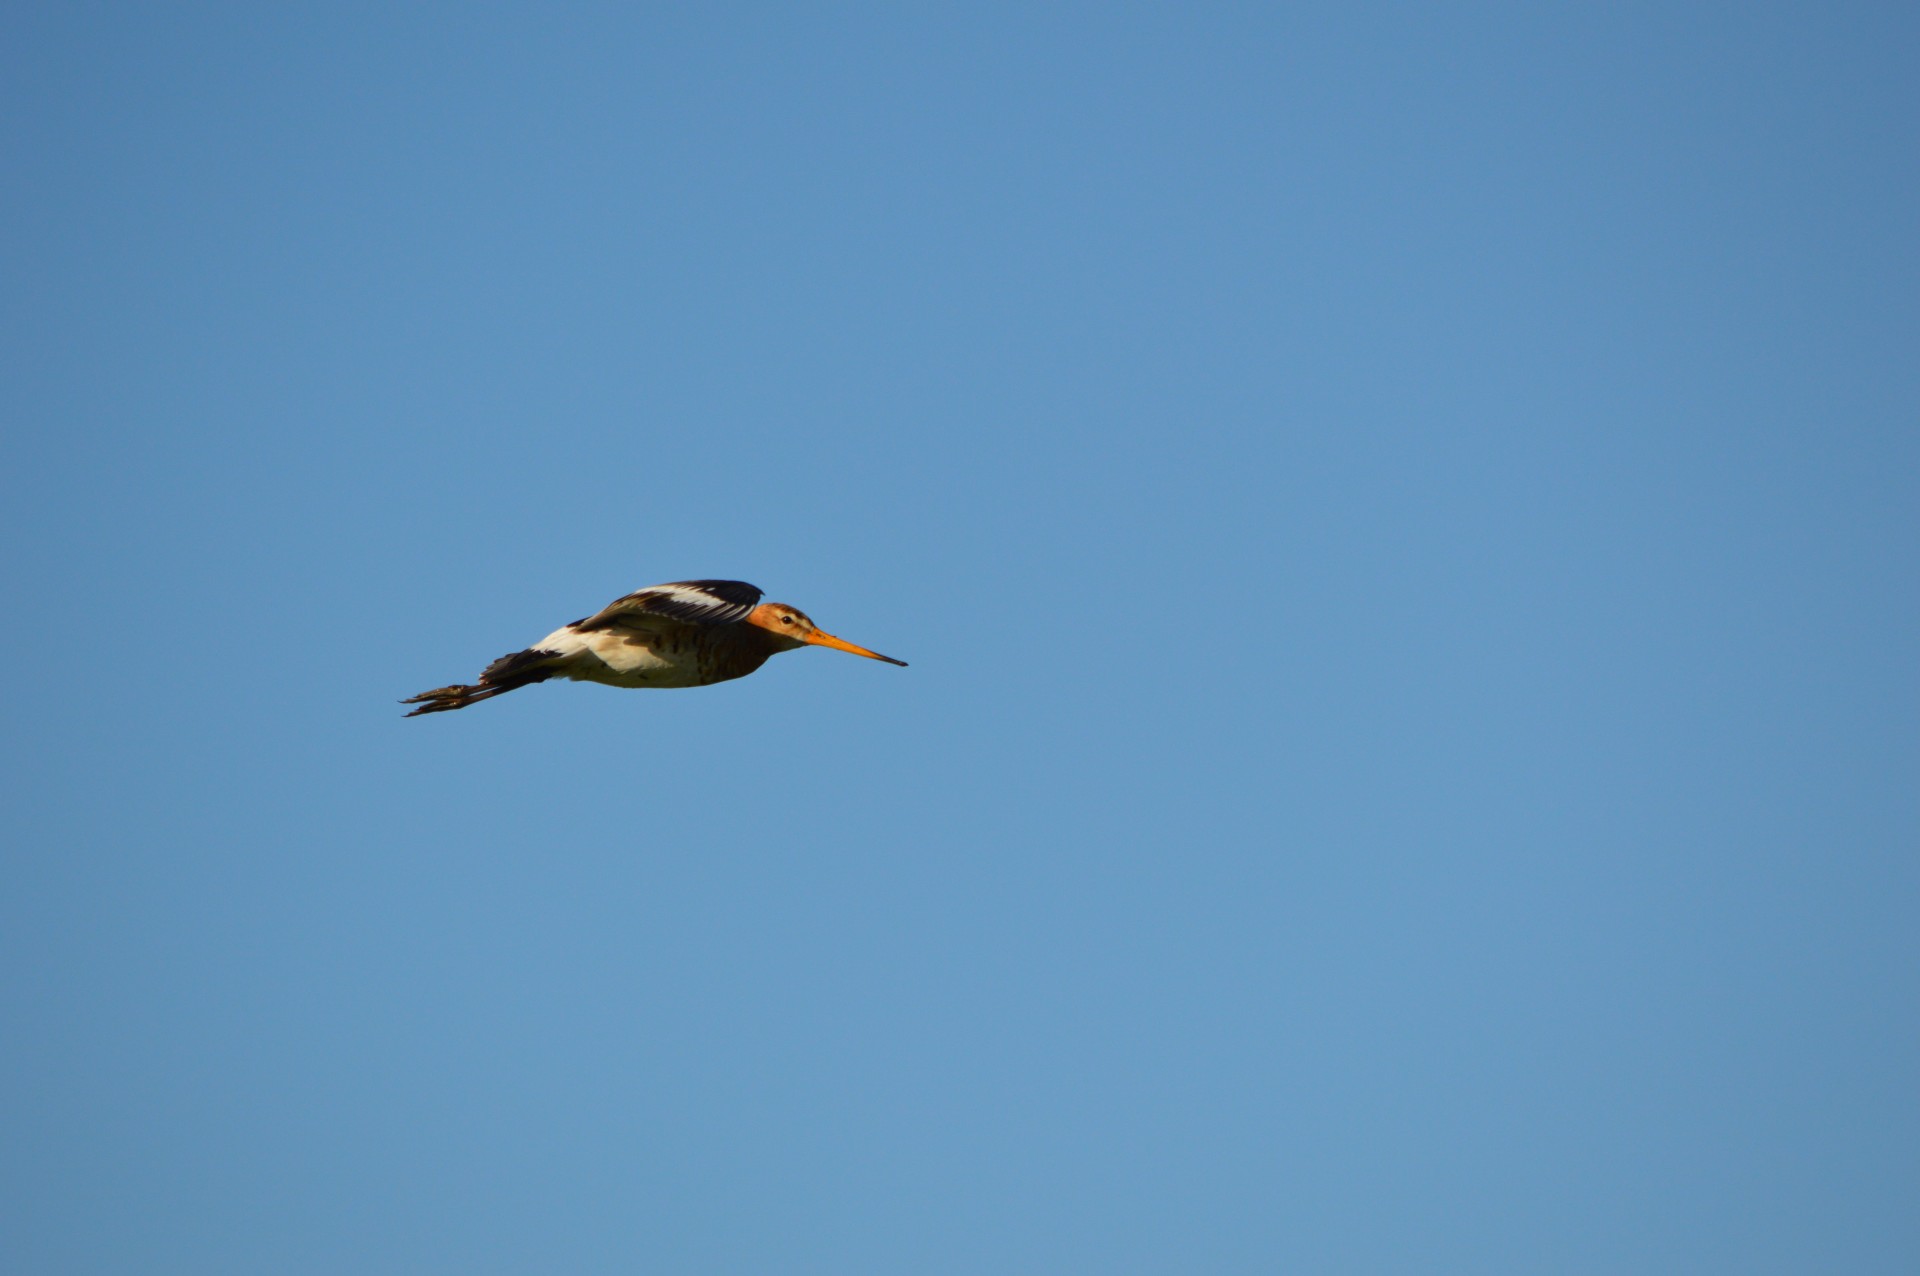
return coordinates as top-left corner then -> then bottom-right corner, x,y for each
403,579 -> 904,716
527,609 -> 774,689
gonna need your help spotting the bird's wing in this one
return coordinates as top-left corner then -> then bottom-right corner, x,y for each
572,579 -> 764,631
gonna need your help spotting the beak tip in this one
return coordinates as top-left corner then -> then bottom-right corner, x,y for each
809,631 -> 908,667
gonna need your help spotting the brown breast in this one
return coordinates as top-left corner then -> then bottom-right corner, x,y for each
695,623 -> 782,685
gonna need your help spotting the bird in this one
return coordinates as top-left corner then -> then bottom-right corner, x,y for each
402,578 -> 905,716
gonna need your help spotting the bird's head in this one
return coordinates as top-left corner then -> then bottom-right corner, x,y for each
747,603 -> 907,666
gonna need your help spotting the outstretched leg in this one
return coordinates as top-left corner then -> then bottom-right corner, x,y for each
401,647 -> 560,717
400,683 -> 518,716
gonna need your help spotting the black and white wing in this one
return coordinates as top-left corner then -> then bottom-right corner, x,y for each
572,579 -> 764,631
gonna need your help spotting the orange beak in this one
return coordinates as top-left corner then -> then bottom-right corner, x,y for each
804,630 -> 908,666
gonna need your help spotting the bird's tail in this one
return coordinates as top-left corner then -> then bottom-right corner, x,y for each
401,648 -> 559,717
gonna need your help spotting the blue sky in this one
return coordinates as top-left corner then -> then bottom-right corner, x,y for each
4,4 -> 1916,1272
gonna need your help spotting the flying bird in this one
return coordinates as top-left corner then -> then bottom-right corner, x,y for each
403,579 -> 905,716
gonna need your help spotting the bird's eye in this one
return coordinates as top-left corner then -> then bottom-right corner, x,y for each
781,615 -> 795,626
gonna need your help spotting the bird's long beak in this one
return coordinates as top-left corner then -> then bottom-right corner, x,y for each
805,630 -> 908,666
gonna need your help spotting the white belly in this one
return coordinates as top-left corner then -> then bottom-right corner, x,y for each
531,625 -> 705,689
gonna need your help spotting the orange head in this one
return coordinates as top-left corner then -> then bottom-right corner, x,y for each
746,602 -> 907,666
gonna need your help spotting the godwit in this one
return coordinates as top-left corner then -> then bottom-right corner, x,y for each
403,579 -> 905,716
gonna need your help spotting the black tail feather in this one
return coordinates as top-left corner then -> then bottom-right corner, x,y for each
479,648 -> 559,686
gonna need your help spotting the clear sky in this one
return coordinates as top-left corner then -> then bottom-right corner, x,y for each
3,4 -> 1916,1273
